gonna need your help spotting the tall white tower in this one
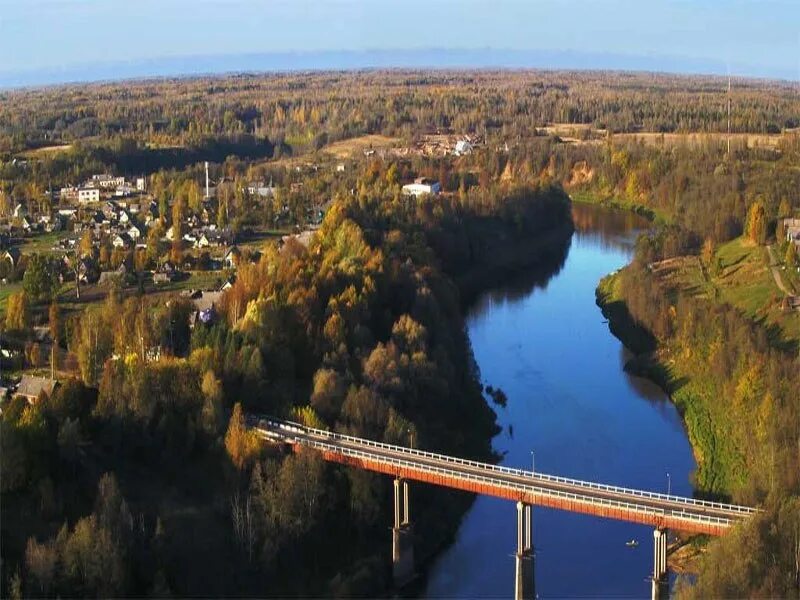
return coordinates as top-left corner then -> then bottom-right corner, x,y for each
205,161 -> 210,199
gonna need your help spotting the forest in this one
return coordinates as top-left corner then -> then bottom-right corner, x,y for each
1,68 -> 799,598
1,163 -> 573,595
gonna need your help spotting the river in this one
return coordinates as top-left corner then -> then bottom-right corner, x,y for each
424,203 -> 696,598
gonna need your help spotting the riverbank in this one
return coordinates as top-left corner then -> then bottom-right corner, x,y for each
569,190 -> 665,223
595,269 -> 740,498
426,202 -> 697,597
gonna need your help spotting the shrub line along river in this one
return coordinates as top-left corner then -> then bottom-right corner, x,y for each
424,203 -> 696,598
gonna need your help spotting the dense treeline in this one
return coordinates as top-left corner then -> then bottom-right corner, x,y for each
1,176 -> 573,597
471,132 -> 800,248
599,249 -> 800,596
1,70 -> 797,157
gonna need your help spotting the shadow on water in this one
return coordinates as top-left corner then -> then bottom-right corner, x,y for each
572,202 -> 652,252
467,237 -> 571,311
424,202 -> 695,599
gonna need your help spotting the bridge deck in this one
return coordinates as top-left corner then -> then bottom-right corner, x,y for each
249,416 -> 757,536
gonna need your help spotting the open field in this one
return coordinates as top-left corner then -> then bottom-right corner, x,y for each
542,122 -> 790,150
322,134 -> 401,159
18,144 -> 73,158
651,237 -> 799,342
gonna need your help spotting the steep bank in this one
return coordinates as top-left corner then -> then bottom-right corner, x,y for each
595,270 -> 737,497
597,260 -> 798,503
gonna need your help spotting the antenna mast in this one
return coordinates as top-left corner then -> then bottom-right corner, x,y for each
727,74 -> 732,156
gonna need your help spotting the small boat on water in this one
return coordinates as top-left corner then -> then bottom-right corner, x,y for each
625,540 -> 639,547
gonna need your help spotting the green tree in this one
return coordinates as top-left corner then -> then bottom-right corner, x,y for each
23,254 -> 58,302
785,242 -> 797,270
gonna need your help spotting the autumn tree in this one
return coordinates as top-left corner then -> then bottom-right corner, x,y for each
6,291 -> 29,330
745,200 -> 768,245
201,369 -> 224,437
224,403 -> 260,470
49,300 -> 61,344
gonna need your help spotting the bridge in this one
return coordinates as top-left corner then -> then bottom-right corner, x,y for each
248,415 -> 758,599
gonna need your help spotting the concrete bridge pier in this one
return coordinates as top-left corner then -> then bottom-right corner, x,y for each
514,501 -> 535,600
651,528 -> 669,600
392,478 -> 414,585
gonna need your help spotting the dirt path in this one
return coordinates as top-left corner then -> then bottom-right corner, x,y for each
766,245 -> 793,295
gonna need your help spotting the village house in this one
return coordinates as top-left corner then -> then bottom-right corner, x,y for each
60,187 -> 79,202
223,246 -> 240,269
90,174 -> 126,189
188,290 -> 224,327
402,177 -> 442,197
78,188 -> 100,204
2,247 -> 21,268
784,218 -> 800,246
454,139 -> 473,155
112,233 -> 132,249
16,376 -> 59,404
246,181 -> 276,199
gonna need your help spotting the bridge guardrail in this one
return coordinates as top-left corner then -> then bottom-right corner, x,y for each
250,415 -> 757,518
251,423 -> 734,529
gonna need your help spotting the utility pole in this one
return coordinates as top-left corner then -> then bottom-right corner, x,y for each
727,74 -> 732,156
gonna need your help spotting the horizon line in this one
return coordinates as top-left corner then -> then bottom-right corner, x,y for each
2,47 -> 797,91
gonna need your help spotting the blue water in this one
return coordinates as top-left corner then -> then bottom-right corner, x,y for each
425,204 -> 696,598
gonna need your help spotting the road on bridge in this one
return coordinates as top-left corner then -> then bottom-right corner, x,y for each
248,416 -> 757,536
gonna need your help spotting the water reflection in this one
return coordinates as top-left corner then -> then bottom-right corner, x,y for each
469,238 -> 570,310
425,203 -> 695,599
571,202 -> 650,253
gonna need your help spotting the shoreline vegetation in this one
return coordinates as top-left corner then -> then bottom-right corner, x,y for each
1,182 -> 575,598
2,68 -> 799,598
569,190 -> 661,223
596,248 -> 800,595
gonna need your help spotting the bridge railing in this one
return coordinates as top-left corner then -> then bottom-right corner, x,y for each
251,422 -> 734,529
251,416 -> 757,517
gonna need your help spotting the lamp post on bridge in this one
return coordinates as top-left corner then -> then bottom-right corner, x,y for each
530,451 -> 535,476
408,428 -> 414,450
666,472 -> 671,496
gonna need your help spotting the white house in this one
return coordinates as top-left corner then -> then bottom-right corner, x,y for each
401,178 -> 441,197
135,177 -> 146,192
128,225 -> 142,241
90,175 -> 126,189
246,181 -> 276,199
454,140 -> 473,155
112,233 -> 132,249
60,187 -> 79,202
78,188 -> 100,204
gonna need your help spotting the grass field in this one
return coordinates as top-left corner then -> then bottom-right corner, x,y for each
569,190 -> 670,223
651,237 -> 799,342
0,281 -> 23,315
20,231 -> 71,254
542,122 -> 787,150
18,144 -> 73,158
322,134 -> 401,159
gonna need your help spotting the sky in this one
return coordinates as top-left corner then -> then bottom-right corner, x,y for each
0,0 -> 798,85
